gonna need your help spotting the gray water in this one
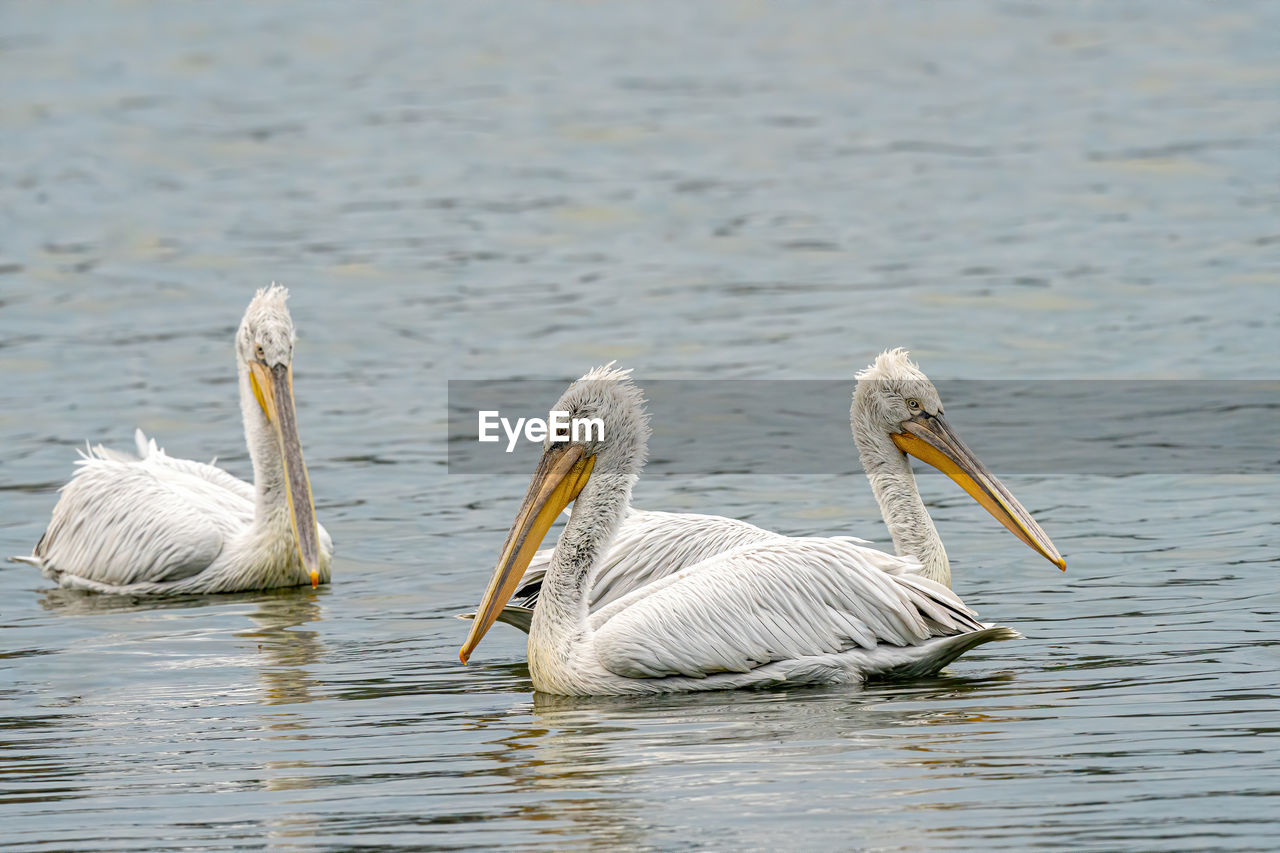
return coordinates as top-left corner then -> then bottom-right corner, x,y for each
2,1 -> 1278,850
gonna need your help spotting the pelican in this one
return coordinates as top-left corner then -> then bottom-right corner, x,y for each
459,362 -> 1063,695
486,349 -> 1064,631
12,285 -> 332,595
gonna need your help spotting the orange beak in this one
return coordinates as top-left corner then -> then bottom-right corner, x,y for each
459,443 -> 595,663
892,412 -> 1065,570
250,360 -> 324,587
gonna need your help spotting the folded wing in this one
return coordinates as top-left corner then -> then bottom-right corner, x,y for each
515,508 -> 850,610
591,537 -> 983,680
31,440 -> 254,587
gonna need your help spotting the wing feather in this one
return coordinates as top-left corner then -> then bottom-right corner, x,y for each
133,429 -> 257,503
31,438 -> 255,587
515,508 -> 862,610
591,538 -> 982,681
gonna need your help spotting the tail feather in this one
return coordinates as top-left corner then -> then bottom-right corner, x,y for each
73,430 -> 150,464
874,625 -> 1021,681
134,427 -> 165,459
765,624 -> 1021,687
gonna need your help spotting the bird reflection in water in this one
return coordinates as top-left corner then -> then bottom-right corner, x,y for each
458,672 -> 1025,845
459,703 -> 653,849
236,589 -> 327,707
37,586 -> 330,803
526,672 -> 1019,748
40,586 -> 327,708
237,591 -> 330,813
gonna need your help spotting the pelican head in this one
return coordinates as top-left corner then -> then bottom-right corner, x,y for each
853,348 -> 1065,570
460,364 -> 649,663
236,285 -> 323,588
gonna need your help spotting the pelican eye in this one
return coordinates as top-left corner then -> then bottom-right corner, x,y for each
906,398 -> 921,411
255,344 -> 266,360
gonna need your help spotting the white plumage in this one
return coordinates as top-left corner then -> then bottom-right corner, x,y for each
498,349 -> 1064,632
585,539 -> 992,681
459,362 -> 1054,696
13,286 -> 333,595
507,509 -> 793,620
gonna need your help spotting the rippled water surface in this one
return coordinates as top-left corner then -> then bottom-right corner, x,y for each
2,1 -> 1278,850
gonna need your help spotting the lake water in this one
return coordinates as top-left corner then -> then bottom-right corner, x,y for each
2,1 -> 1278,850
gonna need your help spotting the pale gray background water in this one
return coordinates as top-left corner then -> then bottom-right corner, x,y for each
2,1 -> 1278,850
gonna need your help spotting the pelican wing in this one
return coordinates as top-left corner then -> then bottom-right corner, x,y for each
131,429 -> 257,502
516,508 -> 866,610
31,443 -> 254,587
590,537 -> 983,680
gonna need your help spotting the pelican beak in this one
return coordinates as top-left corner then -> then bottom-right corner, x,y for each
459,443 -> 595,663
249,361 -> 323,588
892,413 -> 1065,570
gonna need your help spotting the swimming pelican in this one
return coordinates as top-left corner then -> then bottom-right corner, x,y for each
487,349 -> 1064,631
459,363 -> 1062,695
12,285 -> 332,595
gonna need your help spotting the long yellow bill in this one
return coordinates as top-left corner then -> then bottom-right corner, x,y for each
459,443 -> 595,663
249,361 -> 323,588
892,413 -> 1066,570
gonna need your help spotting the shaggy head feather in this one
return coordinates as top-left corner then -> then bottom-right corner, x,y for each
551,362 -> 650,478
237,284 -> 296,368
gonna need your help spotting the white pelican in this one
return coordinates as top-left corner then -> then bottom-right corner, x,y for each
487,349 -> 1064,631
12,285 -> 332,595
459,363 -> 1063,695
